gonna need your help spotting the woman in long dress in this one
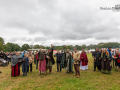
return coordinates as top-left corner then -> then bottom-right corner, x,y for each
101,48 -> 111,74
21,53 -> 29,76
80,49 -> 88,70
38,48 -> 47,75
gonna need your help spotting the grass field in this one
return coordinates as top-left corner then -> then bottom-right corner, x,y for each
0,53 -> 120,90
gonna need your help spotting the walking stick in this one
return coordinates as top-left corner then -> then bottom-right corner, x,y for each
113,58 -> 114,68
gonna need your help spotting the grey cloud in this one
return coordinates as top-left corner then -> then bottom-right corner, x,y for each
9,37 -> 34,43
9,37 -> 26,42
34,37 -> 49,42
0,0 -> 120,46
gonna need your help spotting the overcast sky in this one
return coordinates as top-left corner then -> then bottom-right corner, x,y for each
0,0 -> 120,46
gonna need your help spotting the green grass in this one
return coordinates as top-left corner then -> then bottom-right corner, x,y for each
0,53 -> 120,90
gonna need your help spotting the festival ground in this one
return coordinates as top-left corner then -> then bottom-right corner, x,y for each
0,53 -> 120,90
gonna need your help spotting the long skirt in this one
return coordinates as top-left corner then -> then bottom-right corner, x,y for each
22,62 -> 28,73
80,61 -> 88,70
66,59 -> 69,71
11,63 -> 20,77
39,60 -> 46,72
101,59 -> 111,74
65,59 -> 73,72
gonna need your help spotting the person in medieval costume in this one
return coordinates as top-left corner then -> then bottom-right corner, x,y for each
8,52 -> 23,77
0,51 -> 6,61
28,51 -> 34,72
80,49 -> 88,71
71,48 -> 76,67
20,53 -> 29,76
0,51 -> 7,72
101,48 -> 111,74
46,44 -> 55,73
22,52 -> 29,73
92,48 -> 101,71
54,50 -> 62,72
107,47 -> 113,68
61,47 -> 66,69
73,48 -> 80,78
113,50 -> 119,71
117,51 -> 120,71
34,52 -> 39,69
61,46 -> 74,73
38,48 -> 47,75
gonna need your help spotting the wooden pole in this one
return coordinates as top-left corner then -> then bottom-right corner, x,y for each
113,59 -> 114,68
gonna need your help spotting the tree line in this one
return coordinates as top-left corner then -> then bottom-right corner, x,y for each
0,37 -> 120,52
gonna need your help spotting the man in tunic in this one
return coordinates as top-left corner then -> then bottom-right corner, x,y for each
46,44 -> 55,73
38,48 -> 47,75
73,48 -> 80,78
92,48 -> 101,71
61,46 -> 73,73
54,50 -> 62,72
28,51 -> 34,72
9,52 -> 23,77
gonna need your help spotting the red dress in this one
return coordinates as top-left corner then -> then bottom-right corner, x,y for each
11,63 -> 20,77
80,53 -> 88,66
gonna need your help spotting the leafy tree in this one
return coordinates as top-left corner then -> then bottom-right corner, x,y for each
0,41 -> 5,51
15,44 -> 21,51
34,45 -> 40,49
81,44 -> 86,49
0,37 -> 4,45
30,45 -> 34,49
39,45 -> 45,49
6,42 -> 15,52
21,44 -> 30,51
